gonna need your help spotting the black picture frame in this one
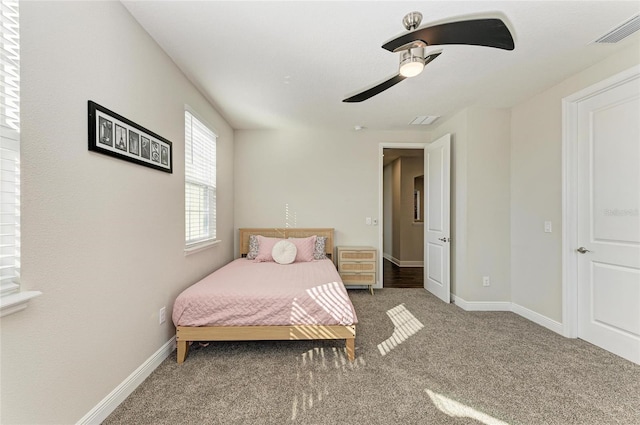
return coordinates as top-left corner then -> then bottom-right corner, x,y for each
88,101 -> 173,173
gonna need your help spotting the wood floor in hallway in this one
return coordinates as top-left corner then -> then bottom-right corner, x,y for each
382,259 -> 423,288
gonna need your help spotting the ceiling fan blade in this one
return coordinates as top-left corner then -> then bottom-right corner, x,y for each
423,51 -> 441,66
343,52 -> 442,103
382,18 -> 514,53
342,74 -> 406,103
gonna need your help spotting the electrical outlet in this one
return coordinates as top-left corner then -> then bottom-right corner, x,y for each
159,307 -> 166,324
544,221 -> 552,233
482,276 -> 490,287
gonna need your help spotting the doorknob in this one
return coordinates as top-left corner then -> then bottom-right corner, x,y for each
438,237 -> 450,242
576,247 -> 591,254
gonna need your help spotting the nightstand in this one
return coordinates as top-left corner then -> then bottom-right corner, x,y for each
336,246 -> 377,295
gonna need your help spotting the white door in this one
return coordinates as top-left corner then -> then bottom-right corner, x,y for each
425,134 -> 451,303
576,71 -> 640,364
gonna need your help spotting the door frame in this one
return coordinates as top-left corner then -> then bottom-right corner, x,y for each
378,142 -> 428,288
561,64 -> 640,338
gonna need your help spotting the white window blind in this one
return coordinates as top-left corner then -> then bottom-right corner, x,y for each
0,0 -> 20,296
185,110 -> 216,247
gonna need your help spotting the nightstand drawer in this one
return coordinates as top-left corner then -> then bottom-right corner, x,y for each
339,250 -> 376,262
336,246 -> 377,294
340,261 -> 376,273
339,272 -> 376,285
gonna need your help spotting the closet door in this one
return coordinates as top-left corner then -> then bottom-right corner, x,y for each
575,71 -> 640,364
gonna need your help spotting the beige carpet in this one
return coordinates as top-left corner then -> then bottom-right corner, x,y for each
104,288 -> 640,424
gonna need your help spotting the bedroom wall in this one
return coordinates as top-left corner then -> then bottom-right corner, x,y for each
430,107 -> 511,303
0,2 -> 234,424
233,129 -> 430,256
465,108 -> 511,302
510,40 -> 640,323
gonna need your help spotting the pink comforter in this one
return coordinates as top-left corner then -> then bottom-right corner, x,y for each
172,259 -> 358,327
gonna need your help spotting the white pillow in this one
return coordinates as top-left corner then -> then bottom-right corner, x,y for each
272,240 -> 297,265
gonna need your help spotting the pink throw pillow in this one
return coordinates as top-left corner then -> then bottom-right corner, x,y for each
254,235 -> 284,262
288,236 -> 317,262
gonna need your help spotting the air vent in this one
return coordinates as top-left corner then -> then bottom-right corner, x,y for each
593,14 -> 640,43
409,116 -> 439,125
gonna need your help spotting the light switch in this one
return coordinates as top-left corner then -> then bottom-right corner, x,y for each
366,217 -> 372,225
544,221 -> 552,233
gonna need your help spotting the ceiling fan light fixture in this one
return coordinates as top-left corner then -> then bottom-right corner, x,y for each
399,46 -> 425,77
344,12 -> 515,102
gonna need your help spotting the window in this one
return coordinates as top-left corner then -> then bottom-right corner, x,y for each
184,109 -> 217,250
1,0 -> 21,296
0,0 -> 39,315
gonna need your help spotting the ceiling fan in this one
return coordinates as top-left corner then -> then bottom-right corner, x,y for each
342,12 -> 515,103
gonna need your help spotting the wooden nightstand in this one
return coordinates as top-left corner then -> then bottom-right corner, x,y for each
336,246 -> 377,295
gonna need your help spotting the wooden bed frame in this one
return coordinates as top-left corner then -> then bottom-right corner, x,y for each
175,228 -> 356,364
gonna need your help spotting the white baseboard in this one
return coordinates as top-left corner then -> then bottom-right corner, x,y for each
383,253 -> 400,265
452,295 -> 563,335
77,336 -> 176,425
382,253 -> 423,267
452,295 -> 511,311
511,303 -> 563,334
399,261 -> 424,267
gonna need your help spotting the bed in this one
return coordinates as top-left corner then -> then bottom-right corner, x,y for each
173,228 -> 357,364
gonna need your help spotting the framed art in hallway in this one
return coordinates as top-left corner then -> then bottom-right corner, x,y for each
88,100 -> 173,173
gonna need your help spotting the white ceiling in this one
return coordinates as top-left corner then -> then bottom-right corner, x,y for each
122,1 -> 640,131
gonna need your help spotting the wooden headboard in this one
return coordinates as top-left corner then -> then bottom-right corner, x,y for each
239,228 -> 334,258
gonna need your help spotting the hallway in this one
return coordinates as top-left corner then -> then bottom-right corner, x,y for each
383,259 -> 423,288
